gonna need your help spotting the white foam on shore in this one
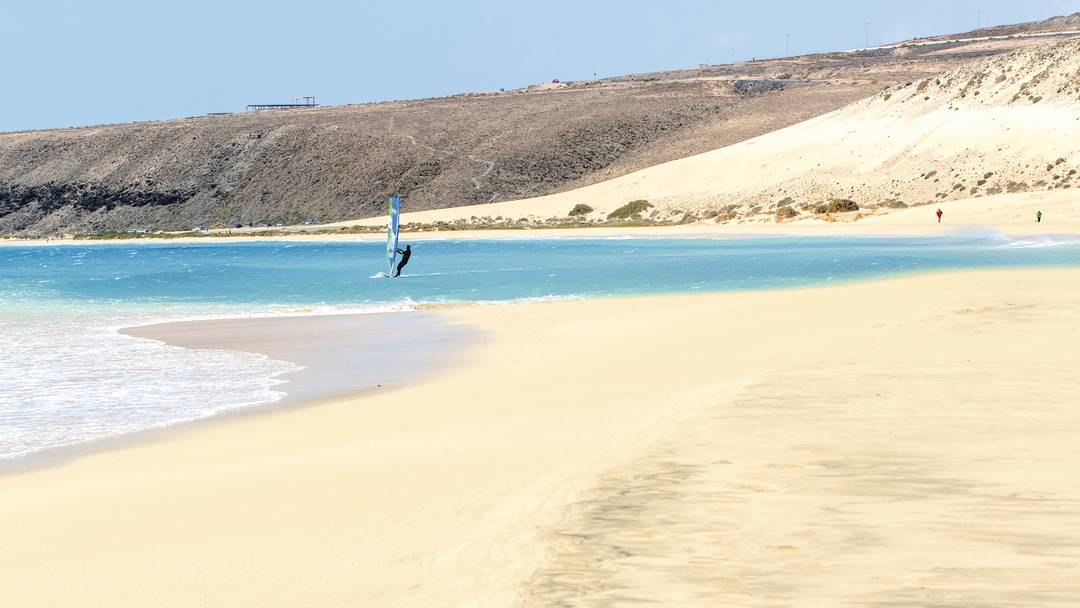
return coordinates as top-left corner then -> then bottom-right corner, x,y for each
470,294 -> 584,306
0,300 -> 431,461
0,311 -> 295,460
947,228 -> 1080,250
994,234 -> 1080,249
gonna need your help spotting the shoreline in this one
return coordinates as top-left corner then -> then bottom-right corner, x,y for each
13,225 -> 1080,471
14,304 -> 509,468
2,253 -> 1065,473
123,310 -> 475,405
5,267 -> 1080,605
0,310 -> 472,476
0,256 -> 1060,471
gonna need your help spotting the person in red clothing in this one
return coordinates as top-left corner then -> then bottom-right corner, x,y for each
936,208 -> 943,223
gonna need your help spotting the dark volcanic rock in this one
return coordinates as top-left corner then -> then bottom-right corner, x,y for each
0,182 -> 194,215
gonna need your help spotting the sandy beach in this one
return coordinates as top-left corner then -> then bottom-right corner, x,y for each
4,266 -> 1080,606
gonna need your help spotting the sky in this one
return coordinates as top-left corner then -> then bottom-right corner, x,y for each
2,0 -> 1079,132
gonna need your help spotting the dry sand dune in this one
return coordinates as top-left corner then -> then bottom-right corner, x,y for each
343,39 -> 1080,227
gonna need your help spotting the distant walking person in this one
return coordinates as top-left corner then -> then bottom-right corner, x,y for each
392,244 -> 412,277
936,208 -> 943,223
1037,210 -> 1043,223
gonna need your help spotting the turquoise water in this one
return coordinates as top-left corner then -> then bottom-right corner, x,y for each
3,233 -> 1080,460
8,233 -> 1080,305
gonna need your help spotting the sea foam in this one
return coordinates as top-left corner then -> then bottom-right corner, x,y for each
0,304 -> 300,460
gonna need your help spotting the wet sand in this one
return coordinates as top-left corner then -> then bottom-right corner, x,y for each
124,311 -> 474,404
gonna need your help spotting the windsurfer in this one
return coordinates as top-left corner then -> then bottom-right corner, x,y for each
392,244 -> 412,277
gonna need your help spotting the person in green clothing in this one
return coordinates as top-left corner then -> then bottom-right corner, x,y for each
1037,210 -> 1043,223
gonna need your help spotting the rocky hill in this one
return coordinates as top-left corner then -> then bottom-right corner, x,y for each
2,16 -> 1078,235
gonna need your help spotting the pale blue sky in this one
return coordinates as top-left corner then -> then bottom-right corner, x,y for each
3,0 -> 1079,132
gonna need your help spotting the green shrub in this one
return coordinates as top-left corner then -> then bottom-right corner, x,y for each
814,198 -> 859,214
568,203 -> 594,216
607,200 -> 653,220
678,211 -> 701,224
774,205 -> 798,221
881,199 -> 908,208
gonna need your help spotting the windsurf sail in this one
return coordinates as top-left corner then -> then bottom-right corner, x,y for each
386,195 -> 401,275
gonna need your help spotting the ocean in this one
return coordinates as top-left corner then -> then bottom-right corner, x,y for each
3,233 -> 1080,460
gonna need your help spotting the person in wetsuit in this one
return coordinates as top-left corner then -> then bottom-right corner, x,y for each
393,244 -> 412,277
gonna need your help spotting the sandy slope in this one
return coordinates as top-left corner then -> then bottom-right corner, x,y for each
3,268 -> 1080,606
336,39 -> 1080,226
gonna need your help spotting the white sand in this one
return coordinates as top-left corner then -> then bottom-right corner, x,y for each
3,268 -> 1080,605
